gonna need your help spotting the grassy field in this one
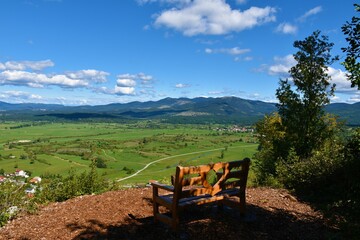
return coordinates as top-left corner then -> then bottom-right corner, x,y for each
0,122 -> 258,185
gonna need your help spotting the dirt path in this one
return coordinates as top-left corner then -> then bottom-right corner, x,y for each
53,156 -> 88,167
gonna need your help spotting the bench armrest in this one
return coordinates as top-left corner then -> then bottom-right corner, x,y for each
151,182 -> 174,192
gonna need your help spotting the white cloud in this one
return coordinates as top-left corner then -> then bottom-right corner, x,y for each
297,6 -> 322,22
117,72 -> 153,83
205,47 -> 250,55
66,69 -> 109,83
327,67 -> 353,92
175,83 -> 190,88
0,60 -> 54,71
113,72 -> 154,95
0,59 -> 111,90
117,78 -> 137,87
267,55 -> 360,98
276,23 -> 297,34
208,90 -> 224,95
268,54 -> 296,76
0,91 -> 43,102
346,93 -> 360,103
138,72 -> 153,82
154,0 -> 276,36
114,86 -> 136,95
0,70 -> 89,88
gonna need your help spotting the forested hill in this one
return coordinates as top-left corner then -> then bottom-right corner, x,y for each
1,97 -> 359,125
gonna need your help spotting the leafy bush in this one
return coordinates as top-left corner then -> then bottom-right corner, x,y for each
38,161 -> 110,202
0,181 -> 38,227
94,157 -> 107,168
276,141 -> 343,191
253,113 -> 287,185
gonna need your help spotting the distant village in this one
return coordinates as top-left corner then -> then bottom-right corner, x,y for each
214,125 -> 254,133
0,169 -> 42,195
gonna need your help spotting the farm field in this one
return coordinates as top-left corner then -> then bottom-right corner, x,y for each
0,122 -> 258,185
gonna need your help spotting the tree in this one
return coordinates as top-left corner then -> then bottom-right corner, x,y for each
254,113 -> 287,182
342,4 -> 360,89
254,31 -> 341,185
276,30 -> 338,158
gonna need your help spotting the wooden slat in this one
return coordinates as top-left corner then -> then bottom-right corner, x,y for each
226,170 -> 243,179
182,176 -> 202,186
189,187 -> 212,196
155,195 -> 173,209
178,195 -> 225,207
151,182 -> 174,192
223,180 -> 241,189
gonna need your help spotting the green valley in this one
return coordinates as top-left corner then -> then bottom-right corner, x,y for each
0,122 -> 258,185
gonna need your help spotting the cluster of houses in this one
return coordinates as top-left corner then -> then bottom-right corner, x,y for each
0,169 -> 42,195
214,125 -> 254,133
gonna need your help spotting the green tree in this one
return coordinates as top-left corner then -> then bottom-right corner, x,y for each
254,113 -> 286,183
255,31 -> 341,185
342,4 -> 360,89
276,30 -> 338,158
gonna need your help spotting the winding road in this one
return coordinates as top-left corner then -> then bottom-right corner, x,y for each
116,145 -> 251,182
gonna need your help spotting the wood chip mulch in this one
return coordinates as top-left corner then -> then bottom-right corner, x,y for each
0,187 -> 340,240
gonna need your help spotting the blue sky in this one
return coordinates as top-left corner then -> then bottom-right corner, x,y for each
0,0 -> 359,105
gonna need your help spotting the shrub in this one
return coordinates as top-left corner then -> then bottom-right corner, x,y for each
38,161 -> 110,202
276,141 -> 343,192
93,157 -> 107,168
0,181 -> 38,227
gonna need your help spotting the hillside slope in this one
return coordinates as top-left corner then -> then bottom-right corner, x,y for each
0,187 -> 339,240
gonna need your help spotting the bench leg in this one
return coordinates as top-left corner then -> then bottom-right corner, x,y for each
152,187 -> 159,223
239,190 -> 246,215
171,210 -> 180,232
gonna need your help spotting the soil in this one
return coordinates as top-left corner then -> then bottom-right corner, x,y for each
0,187 -> 339,240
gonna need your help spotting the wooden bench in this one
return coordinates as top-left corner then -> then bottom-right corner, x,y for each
151,158 -> 250,231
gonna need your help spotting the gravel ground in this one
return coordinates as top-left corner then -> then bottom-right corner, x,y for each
0,187 -> 338,240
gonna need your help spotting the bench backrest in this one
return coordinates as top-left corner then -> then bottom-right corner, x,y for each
172,158 -> 250,201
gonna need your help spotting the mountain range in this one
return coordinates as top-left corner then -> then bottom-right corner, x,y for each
0,97 -> 359,125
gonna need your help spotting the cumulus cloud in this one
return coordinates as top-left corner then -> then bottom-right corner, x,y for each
276,22 -> 297,34
267,54 -> 296,76
205,47 -> 250,55
266,55 -> 360,97
0,70 -> 90,88
0,59 -> 111,90
117,78 -> 137,87
0,91 -> 42,102
117,72 -> 153,83
0,60 -> 54,71
114,86 -> 136,95
297,6 -> 322,22
113,72 -> 154,95
65,69 -> 109,83
327,67 -> 353,92
154,0 -> 276,36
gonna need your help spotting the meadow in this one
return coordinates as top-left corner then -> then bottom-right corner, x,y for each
0,122 -> 258,185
